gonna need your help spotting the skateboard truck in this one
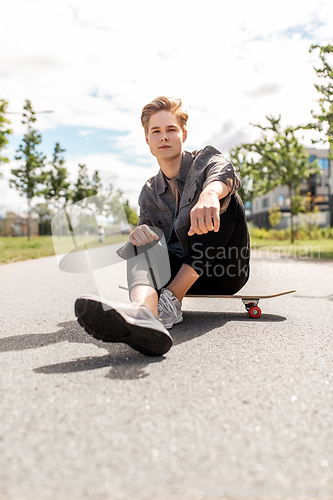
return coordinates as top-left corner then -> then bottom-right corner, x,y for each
242,299 -> 261,318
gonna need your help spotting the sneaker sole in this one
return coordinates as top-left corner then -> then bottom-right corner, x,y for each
75,297 -> 172,357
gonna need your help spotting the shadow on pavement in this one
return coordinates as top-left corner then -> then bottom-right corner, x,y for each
0,311 -> 286,380
36,352 -> 163,380
176,310 -> 286,347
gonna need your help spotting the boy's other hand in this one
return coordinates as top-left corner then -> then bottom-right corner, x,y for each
129,225 -> 160,246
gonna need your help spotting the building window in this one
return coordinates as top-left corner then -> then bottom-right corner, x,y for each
318,158 -> 329,170
278,194 -> 285,206
262,198 -> 268,209
309,155 -> 329,170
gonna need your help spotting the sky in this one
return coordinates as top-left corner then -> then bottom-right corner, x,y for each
1,0 -> 333,215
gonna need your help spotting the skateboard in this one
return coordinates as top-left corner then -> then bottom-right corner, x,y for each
185,290 -> 296,318
119,286 -> 296,319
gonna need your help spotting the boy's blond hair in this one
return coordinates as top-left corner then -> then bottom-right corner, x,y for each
141,96 -> 188,134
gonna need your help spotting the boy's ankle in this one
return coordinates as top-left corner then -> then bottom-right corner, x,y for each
166,288 -> 183,303
132,301 -> 158,319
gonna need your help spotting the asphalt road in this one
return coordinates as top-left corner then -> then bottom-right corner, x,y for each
0,246 -> 332,500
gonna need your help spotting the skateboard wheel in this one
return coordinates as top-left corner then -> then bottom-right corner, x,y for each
249,306 -> 261,318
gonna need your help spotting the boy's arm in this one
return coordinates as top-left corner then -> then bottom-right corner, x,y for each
188,180 -> 230,236
129,185 -> 160,246
187,146 -> 240,236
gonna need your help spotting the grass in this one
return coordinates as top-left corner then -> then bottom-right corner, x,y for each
0,234 -> 129,265
1,232 -> 333,265
249,223 -> 333,260
250,237 -> 333,260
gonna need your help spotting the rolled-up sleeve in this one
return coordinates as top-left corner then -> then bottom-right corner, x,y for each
201,147 -> 241,214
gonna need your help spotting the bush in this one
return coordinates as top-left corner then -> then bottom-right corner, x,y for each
269,228 -> 291,240
296,224 -> 333,240
250,227 -> 270,239
321,226 -> 333,239
249,224 -> 333,240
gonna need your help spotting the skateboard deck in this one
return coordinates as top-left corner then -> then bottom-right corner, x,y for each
119,286 -> 296,318
185,290 -> 296,318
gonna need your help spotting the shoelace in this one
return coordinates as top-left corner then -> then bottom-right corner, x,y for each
158,293 -> 176,312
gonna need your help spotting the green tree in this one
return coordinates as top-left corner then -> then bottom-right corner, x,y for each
42,143 -> 71,211
230,115 -> 319,243
34,202 -> 55,235
301,191 -> 320,238
10,100 -> 46,240
309,42 -> 333,226
71,165 -> 104,235
70,171 -> 138,234
0,99 -> 13,177
90,184 -> 139,229
92,170 -> 103,193
229,145 -> 270,203
72,164 -> 102,204
123,199 -> 139,226
290,192 -> 304,224
268,204 -> 282,228
309,43 -> 333,152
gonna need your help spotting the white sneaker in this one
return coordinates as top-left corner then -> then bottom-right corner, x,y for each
158,288 -> 183,329
75,295 -> 172,357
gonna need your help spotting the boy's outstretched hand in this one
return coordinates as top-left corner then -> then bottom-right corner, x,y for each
129,224 -> 159,246
188,181 -> 229,236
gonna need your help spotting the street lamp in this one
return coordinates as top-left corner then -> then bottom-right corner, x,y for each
6,109 -> 54,127
7,110 -> 54,114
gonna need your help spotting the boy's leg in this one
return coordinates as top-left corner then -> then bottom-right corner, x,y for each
165,263 -> 200,302
126,237 -> 175,316
130,285 -> 159,317
74,240 -> 173,357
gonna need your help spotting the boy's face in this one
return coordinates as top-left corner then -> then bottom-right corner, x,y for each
145,110 -> 187,161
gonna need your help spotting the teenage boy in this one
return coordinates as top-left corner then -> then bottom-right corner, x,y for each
75,97 -> 250,357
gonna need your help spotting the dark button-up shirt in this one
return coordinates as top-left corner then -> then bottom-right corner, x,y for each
117,145 -> 241,259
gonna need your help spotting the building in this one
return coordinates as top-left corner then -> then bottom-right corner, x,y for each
0,211 -> 39,237
251,148 -> 332,228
